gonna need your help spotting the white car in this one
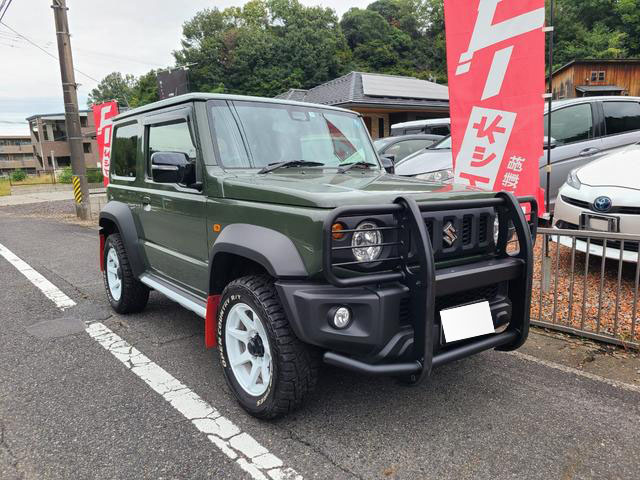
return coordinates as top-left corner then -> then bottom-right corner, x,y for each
553,144 -> 640,262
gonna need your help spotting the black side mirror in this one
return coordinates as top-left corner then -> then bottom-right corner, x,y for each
151,152 -> 195,185
380,154 -> 395,174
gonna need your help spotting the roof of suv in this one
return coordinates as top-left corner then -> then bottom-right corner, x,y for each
113,92 -> 355,121
391,118 -> 451,129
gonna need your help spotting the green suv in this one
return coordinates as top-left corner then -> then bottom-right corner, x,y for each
99,93 -> 536,419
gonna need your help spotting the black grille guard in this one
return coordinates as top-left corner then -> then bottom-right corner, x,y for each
321,192 -> 537,383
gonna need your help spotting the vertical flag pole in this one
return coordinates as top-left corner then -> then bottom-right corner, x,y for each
545,0 -> 554,219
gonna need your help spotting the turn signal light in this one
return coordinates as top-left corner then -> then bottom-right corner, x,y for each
332,222 -> 346,240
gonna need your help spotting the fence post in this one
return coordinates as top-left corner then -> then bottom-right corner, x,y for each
541,236 -> 552,293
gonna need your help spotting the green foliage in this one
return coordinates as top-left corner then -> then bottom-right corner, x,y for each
92,0 -> 640,103
58,167 -> 73,184
87,71 -> 159,108
86,168 -> 104,184
10,169 -> 27,182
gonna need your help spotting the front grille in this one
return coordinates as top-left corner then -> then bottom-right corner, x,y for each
422,208 -> 495,261
562,195 -> 640,215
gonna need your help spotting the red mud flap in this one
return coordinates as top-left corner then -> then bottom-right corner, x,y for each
99,232 -> 105,272
205,295 -> 221,348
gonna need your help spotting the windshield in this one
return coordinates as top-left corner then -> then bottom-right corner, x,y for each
430,135 -> 451,150
231,101 -> 380,169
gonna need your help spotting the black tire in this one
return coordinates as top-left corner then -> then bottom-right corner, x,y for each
103,233 -> 149,314
217,275 -> 317,419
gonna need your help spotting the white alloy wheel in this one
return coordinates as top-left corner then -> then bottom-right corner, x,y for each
106,247 -> 122,301
225,303 -> 272,396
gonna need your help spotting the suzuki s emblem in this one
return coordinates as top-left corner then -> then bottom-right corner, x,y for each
593,196 -> 612,212
443,221 -> 458,247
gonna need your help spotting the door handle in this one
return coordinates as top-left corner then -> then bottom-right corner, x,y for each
579,147 -> 600,157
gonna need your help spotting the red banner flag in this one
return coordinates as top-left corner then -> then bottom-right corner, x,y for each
92,101 -> 119,187
444,0 -> 546,213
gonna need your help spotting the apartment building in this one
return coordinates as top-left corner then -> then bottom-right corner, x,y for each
26,110 -> 98,172
0,135 -> 37,175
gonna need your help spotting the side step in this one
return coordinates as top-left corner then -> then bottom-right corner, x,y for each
139,273 -> 207,318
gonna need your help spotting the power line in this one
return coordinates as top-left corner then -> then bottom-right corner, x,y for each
0,21 -> 99,83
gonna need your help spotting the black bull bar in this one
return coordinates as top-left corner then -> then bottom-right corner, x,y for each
321,192 -> 537,384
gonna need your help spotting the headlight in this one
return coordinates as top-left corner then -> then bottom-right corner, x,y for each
351,221 -> 382,262
415,168 -> 454,183
567,168 -> 581,189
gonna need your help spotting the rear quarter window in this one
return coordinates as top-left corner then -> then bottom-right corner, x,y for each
111,123 -> 138,178
603,101 -> 640,135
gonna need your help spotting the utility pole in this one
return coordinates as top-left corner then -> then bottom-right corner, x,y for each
51,0 -> 89,219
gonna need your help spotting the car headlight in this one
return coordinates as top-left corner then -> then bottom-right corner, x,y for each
351,221 -> 382,262
415,168 -> 454,183
567,168 -> 581,189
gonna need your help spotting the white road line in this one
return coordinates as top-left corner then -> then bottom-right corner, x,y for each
508,351 -> 640,394
86,322 -> 301,480
0,243 -> 301,480
0,242 -> 76,310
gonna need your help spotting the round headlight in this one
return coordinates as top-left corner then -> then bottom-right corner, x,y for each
493,216 -> 500,244
351,221 -> 382,262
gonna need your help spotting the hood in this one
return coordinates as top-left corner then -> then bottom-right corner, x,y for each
578,144 -> 640,190
222,170 -> 491,209
393,149 -> 453,176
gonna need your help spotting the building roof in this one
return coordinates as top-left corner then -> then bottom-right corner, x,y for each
26,110 -> 91,122
575,85 -> 626,93
552,58 -> 640,76
113,92 -> 354,121
275,72 -> 449,109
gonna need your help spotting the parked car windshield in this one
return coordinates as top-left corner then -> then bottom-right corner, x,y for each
231,101 -> 380,169
430,135 -> 451,150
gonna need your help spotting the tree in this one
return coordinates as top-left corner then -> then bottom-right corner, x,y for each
174,0 -> 351,97
88,71 -> 159,108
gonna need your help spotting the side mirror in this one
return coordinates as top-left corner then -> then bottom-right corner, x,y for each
543,136 -> 557,150
380,154 -> 395,174
151,152 -> 195,185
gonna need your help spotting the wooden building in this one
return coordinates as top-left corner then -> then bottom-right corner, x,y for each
276,72 -> 449,139
549,59 -> 640,99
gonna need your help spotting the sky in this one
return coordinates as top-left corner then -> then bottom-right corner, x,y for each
0,0 -> 370,136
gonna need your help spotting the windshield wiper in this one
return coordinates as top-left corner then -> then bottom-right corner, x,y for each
257,160 -> 324,174
337,161 -> 375,173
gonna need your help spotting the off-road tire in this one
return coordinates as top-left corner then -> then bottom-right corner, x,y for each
218,275 -> 318,419
103,233 -> 149,314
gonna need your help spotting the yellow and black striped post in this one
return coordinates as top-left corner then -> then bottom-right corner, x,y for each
71,175 -> 83,205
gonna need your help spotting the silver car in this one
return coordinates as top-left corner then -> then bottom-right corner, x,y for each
395,96 -> 640,210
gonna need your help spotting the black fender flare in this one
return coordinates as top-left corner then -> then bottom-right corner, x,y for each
98,201 -> 145,278
209,224 -> 308,290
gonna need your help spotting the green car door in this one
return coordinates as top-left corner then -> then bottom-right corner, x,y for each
135,105 -> 209,296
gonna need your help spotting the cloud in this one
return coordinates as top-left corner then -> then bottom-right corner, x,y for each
0,0 -> 370,136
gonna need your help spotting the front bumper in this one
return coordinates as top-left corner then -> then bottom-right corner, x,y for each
281,193 -> 536,382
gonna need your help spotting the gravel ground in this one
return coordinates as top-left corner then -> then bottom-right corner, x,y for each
530,238 -> 640,346
0,199 -> 100,228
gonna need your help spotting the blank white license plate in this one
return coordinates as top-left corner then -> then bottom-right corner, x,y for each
440,301 -> 495,343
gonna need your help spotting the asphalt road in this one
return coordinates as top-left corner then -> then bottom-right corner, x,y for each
1,209 -> 639,479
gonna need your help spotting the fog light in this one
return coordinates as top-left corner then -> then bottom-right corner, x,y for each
331,306 -> 351,329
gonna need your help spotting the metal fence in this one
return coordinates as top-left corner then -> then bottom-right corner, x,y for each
530,227 -> 640,349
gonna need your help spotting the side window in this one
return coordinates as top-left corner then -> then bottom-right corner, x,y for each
209,103 -> 250,168
603,101 -> 640,136
543,104 -> 593,145
386,139 -> 433,160
112,123 -> 138,178
430,125 -> 450,136
148,120 -> 196,163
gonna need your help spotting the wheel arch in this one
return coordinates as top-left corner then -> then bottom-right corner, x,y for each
98,201 -> 145,278
208,224 -> 308,295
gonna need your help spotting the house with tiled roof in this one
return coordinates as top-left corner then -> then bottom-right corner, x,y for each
276,71 -> 449,139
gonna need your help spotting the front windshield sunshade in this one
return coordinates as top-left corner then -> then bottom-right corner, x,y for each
230,101 -> 380,169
